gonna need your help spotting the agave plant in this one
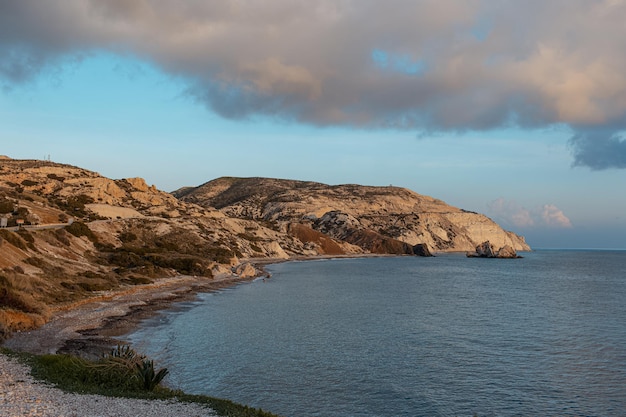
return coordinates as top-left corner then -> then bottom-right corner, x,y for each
135,359 -> 169,391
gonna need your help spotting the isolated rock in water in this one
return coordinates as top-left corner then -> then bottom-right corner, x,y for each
476,241 -> 498,257
467,241 -> 520,258
496,245 -> 518,259
413,243 -> 433,257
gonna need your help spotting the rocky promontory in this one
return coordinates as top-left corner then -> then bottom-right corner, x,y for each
174,177 -> 530,255
1,158 -> 530,340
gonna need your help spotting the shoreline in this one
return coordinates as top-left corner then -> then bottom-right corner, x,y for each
2,270 -> 263,359
1,253 -> 403,358
0,250 -> 508,358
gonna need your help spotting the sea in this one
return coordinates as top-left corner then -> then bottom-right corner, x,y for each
126,250 -> 626,417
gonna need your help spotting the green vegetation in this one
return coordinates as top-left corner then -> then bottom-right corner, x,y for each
52,194 -> 94,218
17,229 -> 36,250
20,179 -> 39,187
1,347 -> 282,417
46,173 -> 65,182
106,246 -> 214,277
0,275 -> 41,314
65,221 -> 98,242
0,197 -> 14,213
0,229 -> 28,250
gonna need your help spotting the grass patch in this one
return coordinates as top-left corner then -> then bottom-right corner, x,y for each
1,347 -> 281,417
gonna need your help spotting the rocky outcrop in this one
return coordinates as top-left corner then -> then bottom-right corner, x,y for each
466,241 -> 522,258
177,177 -> 531,255
413,243 -> 433,257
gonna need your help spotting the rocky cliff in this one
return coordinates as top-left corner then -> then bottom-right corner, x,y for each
174,177 -> 530,254
0,159 -> 308,337
0,158 -> 528,338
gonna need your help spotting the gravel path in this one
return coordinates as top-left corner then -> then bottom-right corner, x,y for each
0,353 -> 217,417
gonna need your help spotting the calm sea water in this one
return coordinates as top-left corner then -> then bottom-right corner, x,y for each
126,251 -> 626,417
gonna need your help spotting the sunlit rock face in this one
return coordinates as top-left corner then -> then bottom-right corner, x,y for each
175,177 -> 530,254
466,241 -> 522,258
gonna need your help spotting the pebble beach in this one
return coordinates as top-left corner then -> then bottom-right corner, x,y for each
0,353 -> 216,417
0,273 -> 259,417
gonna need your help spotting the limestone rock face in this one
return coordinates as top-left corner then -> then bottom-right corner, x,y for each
467,241 -> 521,258
0,159 -> 190,219
495,245 -> 519,259
177,177 -> 531,254
233,262 -> 258,278
474,241 -> 498,257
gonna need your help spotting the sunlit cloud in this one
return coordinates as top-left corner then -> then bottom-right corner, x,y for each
488,198 -> 573,229
2,1 -> 626,168
540,204 -> 573,228
487,198 -> 534,228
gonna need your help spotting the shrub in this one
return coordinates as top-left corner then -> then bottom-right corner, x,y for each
24,257 -> 65,277
0,276 -> 40,314
108,251 -> 147,268
54,229 -> 71,246
0,198 -> 14,213
65,221 -> 97,242
205,246 -> 236,264
17,229 -> 34,244
118,232 -> 137,243
20,179 -> 38,187
0,230 -> 27,250
46,173 -> 65,182
54,194 -> 94,217
144,254 -> 212,276
135,359 -> 169,391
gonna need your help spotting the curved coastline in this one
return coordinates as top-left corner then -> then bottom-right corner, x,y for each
2,271 -> 262,358
1,253 -> 425,417
0,265 -> 288,416
1,252 -> 457,357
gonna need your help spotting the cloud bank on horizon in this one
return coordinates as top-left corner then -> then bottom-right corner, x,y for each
488,198 -> 573,230
2,0 -> 626,170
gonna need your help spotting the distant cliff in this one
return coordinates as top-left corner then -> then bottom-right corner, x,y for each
174,177 -> 530,254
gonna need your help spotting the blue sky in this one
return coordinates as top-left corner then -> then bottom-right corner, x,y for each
1,1 -> 625,249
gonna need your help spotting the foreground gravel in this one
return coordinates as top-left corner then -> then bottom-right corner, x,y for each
0,354 -> 217,417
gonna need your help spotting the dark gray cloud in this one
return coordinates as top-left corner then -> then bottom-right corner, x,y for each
2,0 -> 626,168
570,129 -> 626,170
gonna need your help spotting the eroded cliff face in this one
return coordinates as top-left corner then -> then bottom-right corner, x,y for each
175,177 -> 530,253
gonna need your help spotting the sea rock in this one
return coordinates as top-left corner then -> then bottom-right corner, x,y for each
412,243 -> 433,257
495,245 -> 519,259
467,241 -> 521,258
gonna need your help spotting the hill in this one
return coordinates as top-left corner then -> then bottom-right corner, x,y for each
174,176 -> 530,255
1,158 -> 528,339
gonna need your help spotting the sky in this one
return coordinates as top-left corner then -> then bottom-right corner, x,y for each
1,0 -> 625,249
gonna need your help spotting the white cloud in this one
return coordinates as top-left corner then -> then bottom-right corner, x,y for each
541,204 -> 573,228
488,198 -> 573,229
488,198 -> 534,227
